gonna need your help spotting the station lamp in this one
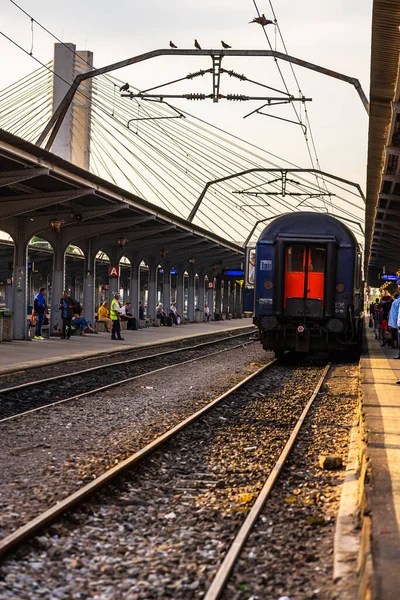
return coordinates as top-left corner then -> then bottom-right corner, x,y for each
117,235 -> 128,249
49,218 -> 64,233
160,246 -> 168,259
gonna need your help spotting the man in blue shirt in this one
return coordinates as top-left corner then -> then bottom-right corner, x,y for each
33,288 -> 47,340
391,281 -> 400,359
59,290 -> 76,339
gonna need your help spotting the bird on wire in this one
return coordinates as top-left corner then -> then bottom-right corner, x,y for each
194,39 -> 201,50
169,41 -> 177,48
221,40 -> 231,49
120,82 -> 129,92
249,14 -> 274,26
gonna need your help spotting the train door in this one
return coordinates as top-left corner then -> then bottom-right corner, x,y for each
243,247 -> 255,313
284,245 -> 326,315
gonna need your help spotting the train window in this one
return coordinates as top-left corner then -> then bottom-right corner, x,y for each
309,247 -> 326,272
248,249 -> 256,285
286,246 -> 304,272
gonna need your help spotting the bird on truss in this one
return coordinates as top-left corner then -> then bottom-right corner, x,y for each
169,41 -> 177,48
221,40 -> 231,49
249,14 -> 274,26
120,82 -> 130,92
194,39 -> 201,50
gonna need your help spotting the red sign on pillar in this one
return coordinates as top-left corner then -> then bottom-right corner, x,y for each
108,266 -> 121,277
207,282 -> 214,289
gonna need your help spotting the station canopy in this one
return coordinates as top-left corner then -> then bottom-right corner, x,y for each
0,128 -> 244,270
366,1 -> 400,286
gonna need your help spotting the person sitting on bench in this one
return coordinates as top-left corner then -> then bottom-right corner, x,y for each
97,301 -> 112,333
156,303 -> 167,325
169,301 -> 181,325
72,307 -> 94,336
119,302 -> 137,330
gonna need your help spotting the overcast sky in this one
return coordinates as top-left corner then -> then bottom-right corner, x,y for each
1,0 -> 372,219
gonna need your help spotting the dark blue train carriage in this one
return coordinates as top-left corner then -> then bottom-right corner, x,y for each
247,212 -> 363,357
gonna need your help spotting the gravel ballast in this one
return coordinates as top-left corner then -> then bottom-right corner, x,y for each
0,358 -> 326,599
0,343 -> 270,540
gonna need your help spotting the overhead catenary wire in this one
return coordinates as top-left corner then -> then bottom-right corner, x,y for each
251,0 -> 330,205
0,30 -> 364,242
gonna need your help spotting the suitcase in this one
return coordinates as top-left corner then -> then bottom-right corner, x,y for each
166,316 -> 173,326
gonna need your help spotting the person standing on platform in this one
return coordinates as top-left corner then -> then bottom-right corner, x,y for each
59,290 -> 75,339
139,301 -> 145,321
169,301 -> 181,325
204,303 -> 210,322
33,287 -> 47,340
389,291 -> 400,354
110,292 -> 124,341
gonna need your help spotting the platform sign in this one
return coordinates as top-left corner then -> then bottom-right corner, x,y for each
381,275 -> 398,281
224,270 -> 244,277
207,282 -> 214,289
108,266 -> 121,277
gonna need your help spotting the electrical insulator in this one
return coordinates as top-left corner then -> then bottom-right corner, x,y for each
226,94 -> 249,101
184,94 -> 206,100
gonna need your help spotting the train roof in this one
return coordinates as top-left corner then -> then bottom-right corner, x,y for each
258,212 -> 359,248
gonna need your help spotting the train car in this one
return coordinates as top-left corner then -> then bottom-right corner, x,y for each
250,212 -> 363,357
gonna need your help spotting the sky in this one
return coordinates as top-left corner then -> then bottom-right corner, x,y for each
0,0 -> 372,235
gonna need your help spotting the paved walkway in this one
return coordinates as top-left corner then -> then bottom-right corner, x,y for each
0,319 -> 254,375
361,326 -> 400,599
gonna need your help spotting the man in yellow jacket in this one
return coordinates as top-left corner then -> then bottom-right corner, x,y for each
110,292 -> 124,341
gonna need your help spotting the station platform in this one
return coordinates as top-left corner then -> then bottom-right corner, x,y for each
0,318 -> 254,375
361,326 -> 400,599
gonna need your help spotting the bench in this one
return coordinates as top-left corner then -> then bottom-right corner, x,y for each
95,321 -> 108,333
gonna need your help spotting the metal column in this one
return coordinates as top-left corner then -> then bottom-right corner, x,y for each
129,261 -> 139,319
215,277 -> 222,317
198,274 -> 205,319
207,285 -> 214,320
12,220 -> 28,340
147,260 -> 157,320
176,268 -> 184,319
187,271 -> 195,321
50,242 -> 65,335
83,239 -> 96,324
162,264 -> 171,310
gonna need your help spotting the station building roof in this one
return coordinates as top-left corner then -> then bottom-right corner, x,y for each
0,128 -> 244,271
366,0 -> 400,285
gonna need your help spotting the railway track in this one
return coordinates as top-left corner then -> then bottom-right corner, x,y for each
0,330 -> 256,422
0,326 -> 256,388
0,357 -> 339,600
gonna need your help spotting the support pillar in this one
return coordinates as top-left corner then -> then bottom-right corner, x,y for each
187,272 -> 195,321
235,282 -> 243,318
176,268 -> 184,318
215,277 -> 222,316
129,261 -> 140,318
12,220 -> 28,340
50,242 -> 66,336
207,282 -> 214,320
222,278 -> 229,316
83,239 -> 96,324
108,247 -> 120,299
147,260 -> 157,319
198,274 -> 205,318
163,264 -> 171,310
229,280 -> 235,315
